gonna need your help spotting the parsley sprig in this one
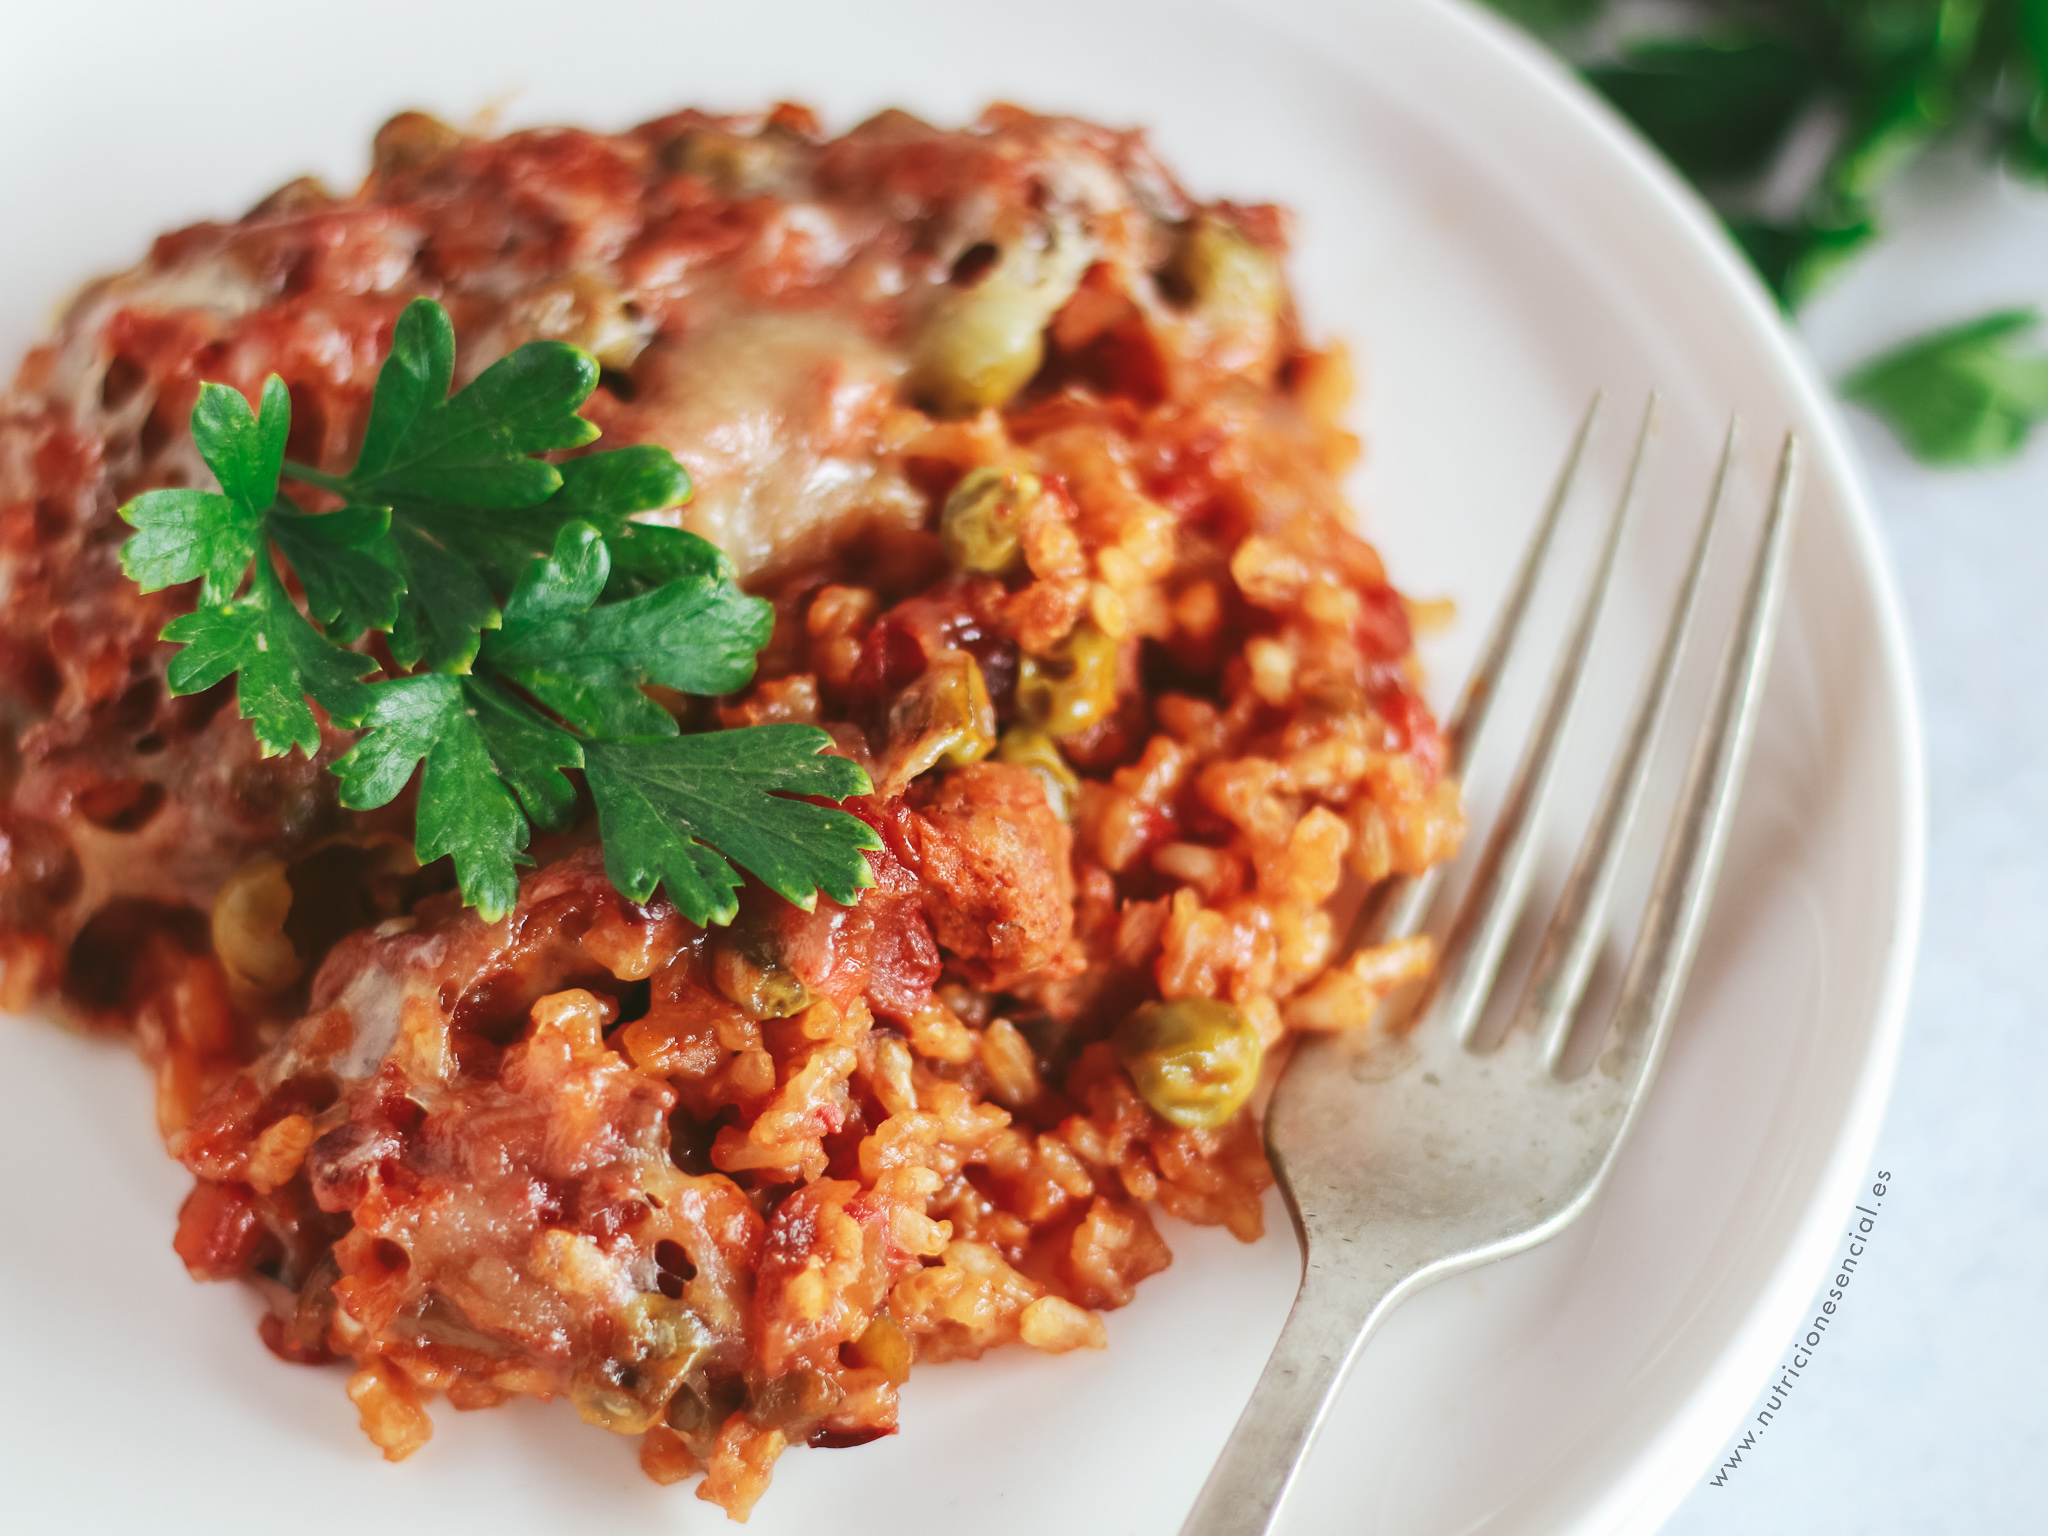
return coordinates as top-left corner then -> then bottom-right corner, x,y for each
1841,306 -> 2048,464
1489,0 -> 2048,466
1490,0 -> 2011,310
119,298 -> 879,925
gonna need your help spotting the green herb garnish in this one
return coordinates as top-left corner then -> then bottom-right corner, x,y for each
118,297 -> 879,925
1842,306 -> 2048,464
1585,33 -> 1821,186
1484,0 -> 2048,465
1489,0 -> 1999,312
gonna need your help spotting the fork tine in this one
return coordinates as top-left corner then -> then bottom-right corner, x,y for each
1525,422 -> 1739,1073
1185,417 -> 1802,1536
1603,431 -> 1801,1072
1440,392 -> 1605,770
1358,391 -> 1603,948
1431,395 -> 1658,1047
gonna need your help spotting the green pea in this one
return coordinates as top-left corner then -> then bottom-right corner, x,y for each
941,466 -> 1041,576
658,125 -> 791,196
843,1312 -> 913,1386
888,649 -> 997,781
570,1295 -> 711,1434
1168,215 -> 1283,329
1112,998 -> 1264,1130
910,235 -> 1088,417
1016,623 -> 1120,738
913,277 -> 1050,415
934,651 -> 998,768
744,1367 -> 843,1432
665,1367 -> 743,1442
995,726 -> 1080,821
712,931 -> 812,1020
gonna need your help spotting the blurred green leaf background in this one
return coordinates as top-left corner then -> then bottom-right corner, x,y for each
1487,0 -> 2048,465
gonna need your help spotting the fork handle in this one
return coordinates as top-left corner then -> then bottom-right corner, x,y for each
1178,1262 -> 1409,1536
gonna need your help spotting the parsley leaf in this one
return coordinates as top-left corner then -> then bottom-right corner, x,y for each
585,729 -> 880,927
344,297 -> 600,507
1480,0 -> 2048,470
162,563 -> 377,757
1483,0 -> 2035,331
382,521 -> 504,674
193,372 -> 291,527
483,521 -> 771,737
118,377 -> 287,602
1727,207 -> 1879,311
282,302 -> 701,668
333,673 -> 582,920
119,298 -> 878,927
548,443 -> 693,521
286,296 -> 605,672
120,485 -> 262,605
544,445 -> 704,595
120,377 -> 377,754
1842,306 -> 2048,465
266,503 -> 406,639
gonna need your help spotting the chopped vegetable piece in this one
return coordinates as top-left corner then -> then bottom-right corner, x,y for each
1017,623 -> 1119,737
940,466 -> 1039,576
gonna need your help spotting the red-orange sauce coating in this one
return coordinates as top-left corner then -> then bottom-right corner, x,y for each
0,103 -> 1460,1518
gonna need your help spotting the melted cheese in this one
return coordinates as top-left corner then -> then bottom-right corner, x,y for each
621,310 -> 924,580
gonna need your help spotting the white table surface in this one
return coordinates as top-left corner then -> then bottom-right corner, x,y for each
1660,152 -> 2048,1532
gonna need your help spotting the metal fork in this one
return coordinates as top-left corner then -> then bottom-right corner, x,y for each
1178,397 -> 1803,1536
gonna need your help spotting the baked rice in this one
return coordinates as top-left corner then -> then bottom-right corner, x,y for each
0,102 -> 1462,1518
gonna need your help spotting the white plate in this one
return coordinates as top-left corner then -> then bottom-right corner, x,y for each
0,2 -> 1923,1532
